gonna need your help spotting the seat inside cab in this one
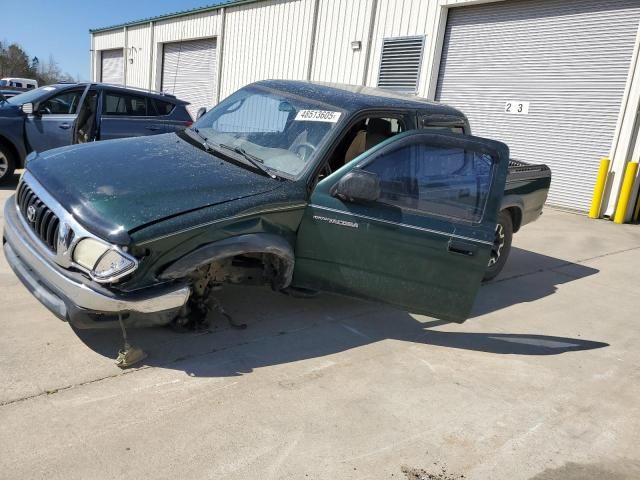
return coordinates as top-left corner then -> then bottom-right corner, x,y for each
324,117 -> 405,175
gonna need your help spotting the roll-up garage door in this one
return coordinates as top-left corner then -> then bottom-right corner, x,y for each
162,38 -> 217,120
435,0 -> 640,211
100,49 -> 124,85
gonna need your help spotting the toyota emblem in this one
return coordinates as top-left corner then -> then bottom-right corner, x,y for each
26,205 -> 37,223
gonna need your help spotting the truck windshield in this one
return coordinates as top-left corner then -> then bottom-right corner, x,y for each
194,85 -> 344,177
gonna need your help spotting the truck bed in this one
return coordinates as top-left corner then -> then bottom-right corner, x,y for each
504,159 -> 552,230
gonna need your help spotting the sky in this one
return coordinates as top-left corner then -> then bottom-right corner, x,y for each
3,0 -> 224,81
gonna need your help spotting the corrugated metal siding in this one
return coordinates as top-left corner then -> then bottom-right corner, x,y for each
366,0 -> 441,96
162,39 -> 217,119
94,30 -> 125,50
311,0 -> 373,84
125,24 -> 152,89
220,0 -> 315,100
436,0 -> 640,211
101,49 -> 124,84
151,10 -> 221,91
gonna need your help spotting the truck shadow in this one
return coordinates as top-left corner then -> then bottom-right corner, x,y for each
74,248 -> 605,377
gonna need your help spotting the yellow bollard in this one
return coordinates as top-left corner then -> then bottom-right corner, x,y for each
613,161 -> 639,224
588,157 -> 610,219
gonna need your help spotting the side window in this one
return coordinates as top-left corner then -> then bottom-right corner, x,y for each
152,99 -> 175,116
363,142 -> 494,222
211,94 -> 289,133
339,116 -> 406,169
103,92 -> 149,116
39,89 -> 83,114
14,82 -> 23,88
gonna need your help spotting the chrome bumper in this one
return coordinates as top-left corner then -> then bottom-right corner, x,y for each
3,196 -> 190,323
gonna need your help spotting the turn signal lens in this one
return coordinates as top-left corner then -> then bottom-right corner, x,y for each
93,249 -> 136,280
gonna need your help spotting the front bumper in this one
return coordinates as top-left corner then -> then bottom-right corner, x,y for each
3,196 -> 190,328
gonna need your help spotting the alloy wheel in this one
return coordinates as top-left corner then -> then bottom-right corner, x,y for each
0,151 -> 8,178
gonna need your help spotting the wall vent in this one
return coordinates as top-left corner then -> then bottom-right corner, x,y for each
377,36 -> 425,94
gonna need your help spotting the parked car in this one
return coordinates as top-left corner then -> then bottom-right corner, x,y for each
0,77 -> 38,89
0,83 -> 192,183
2,80 -> 550,331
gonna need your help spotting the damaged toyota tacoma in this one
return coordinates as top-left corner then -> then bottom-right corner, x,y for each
3,80 -> 551,330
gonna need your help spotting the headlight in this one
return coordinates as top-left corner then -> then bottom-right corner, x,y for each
73,238 -> 137,282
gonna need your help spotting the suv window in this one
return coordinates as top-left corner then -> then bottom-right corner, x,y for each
39,89 -> 83,115
103,92 -> 149,116
152,99 -> 175,116
363,142 -> 494,222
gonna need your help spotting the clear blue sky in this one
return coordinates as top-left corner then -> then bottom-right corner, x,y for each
3,0 -> 223,81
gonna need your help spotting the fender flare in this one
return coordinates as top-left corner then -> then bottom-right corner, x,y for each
158,233 -> 295,289
499,195 -> 524,231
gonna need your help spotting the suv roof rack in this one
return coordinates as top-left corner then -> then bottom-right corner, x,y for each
96,83 -> 177,98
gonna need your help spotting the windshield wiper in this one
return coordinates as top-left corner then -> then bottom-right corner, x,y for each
218,143 -> 277,179
190,127 -> 214,152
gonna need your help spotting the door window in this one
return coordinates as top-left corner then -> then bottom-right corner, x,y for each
39,89 -> 83,114
103,92 -> 149,116
363,142 -> 494,222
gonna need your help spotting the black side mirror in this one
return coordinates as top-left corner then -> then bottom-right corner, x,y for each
195,107 -> 207,120
332,169 -> 381,203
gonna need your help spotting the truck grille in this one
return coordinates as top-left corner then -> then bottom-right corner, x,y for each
16,181 -> 60,252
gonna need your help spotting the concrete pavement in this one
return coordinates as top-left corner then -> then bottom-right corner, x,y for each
1,172 -> 639,480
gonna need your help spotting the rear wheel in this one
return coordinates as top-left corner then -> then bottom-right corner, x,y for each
0,144 -> 16,185
483,210 -> 513,282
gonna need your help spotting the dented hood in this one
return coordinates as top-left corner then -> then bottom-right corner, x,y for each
27,133 -> 281,244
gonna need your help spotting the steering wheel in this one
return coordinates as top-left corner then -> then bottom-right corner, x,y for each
295,142 -> 317,161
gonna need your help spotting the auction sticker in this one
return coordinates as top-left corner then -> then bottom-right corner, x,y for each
295,110 -> 342,123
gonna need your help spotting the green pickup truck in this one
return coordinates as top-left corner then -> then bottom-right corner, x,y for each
3,80 -> 551,330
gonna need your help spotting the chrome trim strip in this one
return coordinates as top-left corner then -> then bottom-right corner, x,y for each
310,204 -> 493,246
4,201 -> 190,314
136,203 -> 309,245
17,172 -> 138,284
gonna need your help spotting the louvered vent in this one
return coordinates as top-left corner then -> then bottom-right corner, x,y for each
377,36 -> 425,94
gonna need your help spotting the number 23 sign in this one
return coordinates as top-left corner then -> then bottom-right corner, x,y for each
505,101 -> 530,115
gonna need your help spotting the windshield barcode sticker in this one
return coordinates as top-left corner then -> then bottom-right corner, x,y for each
295,110 -> 342,123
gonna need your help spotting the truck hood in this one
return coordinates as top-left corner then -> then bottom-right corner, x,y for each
27,133 -> 282,244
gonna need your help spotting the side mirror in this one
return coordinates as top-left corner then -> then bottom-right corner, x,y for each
21,102 -> 34,114
195,107 -> 207,120
332,169 -> 381,203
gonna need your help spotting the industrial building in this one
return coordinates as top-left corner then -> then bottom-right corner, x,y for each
90,0 -> 640,219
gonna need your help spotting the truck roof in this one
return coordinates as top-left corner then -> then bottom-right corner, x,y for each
255,79 -> 466,119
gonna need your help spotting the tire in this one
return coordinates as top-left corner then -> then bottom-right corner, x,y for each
0,144 -> 16,185
483,210 -> 513,282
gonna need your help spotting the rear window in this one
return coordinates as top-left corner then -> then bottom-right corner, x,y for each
103,92 -> 149,116
152,99 -> 175,116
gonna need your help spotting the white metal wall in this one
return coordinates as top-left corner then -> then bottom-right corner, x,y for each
125,24 -> 152,89
310,0 -> 373,85
435,0 -> 640,211
220,0 -> 315,99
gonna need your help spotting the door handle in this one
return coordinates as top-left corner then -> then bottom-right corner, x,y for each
448,239 -> 477,257
145,125 -> 161,131
59,123 -> 71,130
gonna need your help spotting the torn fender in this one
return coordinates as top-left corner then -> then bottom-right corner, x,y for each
158,233 -> 295,289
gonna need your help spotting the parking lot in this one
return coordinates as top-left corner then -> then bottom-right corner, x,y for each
1,171 -> 639,480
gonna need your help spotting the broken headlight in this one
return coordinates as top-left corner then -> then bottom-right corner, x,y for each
73,238 -> 137,282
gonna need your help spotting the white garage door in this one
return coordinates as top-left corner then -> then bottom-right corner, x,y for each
101,49 -> 124,85
435,0 -> 640,211
162,38 -> 217,120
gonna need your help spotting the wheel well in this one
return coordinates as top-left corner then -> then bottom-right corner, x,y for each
504,206 -> 522,232
0,136 -> 20,167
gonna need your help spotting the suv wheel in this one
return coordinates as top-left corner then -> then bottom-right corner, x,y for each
483,210 -> 513,282
0,144 -> 16,185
